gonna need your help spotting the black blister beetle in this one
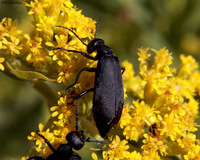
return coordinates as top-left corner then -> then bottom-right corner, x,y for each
56,17 -> 125,138
27,99 -> 108,160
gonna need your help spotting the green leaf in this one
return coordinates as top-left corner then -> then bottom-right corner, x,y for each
6,62 -> 56,82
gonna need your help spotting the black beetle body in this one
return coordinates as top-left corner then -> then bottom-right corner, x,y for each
26,132 -> 82,160
56,20 -> 125,138
26,99 -> 108,160
93,54 -> 124,138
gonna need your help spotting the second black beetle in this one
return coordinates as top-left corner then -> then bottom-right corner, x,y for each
27,99 -> 108,160
56,18 -> 125,138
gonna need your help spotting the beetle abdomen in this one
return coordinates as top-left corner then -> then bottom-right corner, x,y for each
93,56 -> 124,138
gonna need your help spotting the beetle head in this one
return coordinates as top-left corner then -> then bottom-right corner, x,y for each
66,130 -> 86,150
87,38 -> 105,54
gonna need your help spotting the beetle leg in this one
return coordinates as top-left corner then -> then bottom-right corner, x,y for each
70,151 -> 82,160
68,88 -> 95,105
61,67 -> 96,96
85,137 -> 110,144
75,98 -> 83,131
121,66 -> 125,74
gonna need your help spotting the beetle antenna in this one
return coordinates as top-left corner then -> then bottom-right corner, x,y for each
56,25 -> 87,46
75,98 -> 82,131
94,14 -> 102,39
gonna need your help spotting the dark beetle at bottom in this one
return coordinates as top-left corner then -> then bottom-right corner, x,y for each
26,99 -> 108,160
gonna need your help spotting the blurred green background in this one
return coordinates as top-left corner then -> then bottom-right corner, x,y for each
1,0 -> 200,159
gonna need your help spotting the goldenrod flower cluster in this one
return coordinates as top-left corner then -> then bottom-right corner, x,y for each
96,48 -> 200,159
1,0 -> 200,160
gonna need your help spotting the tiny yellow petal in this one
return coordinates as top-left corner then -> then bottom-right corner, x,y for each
0,64 -> 5,71
91,152 -> 98,160
52,111 -> 59,117
58,60 -> 63,66
39,123 -> 44,131
45,42 -> 55,47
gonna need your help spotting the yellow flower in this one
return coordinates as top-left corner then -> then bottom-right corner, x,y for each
120,101 -> 159,142
120,104 -> 144,142
137,47 -> 151,77
188,71 -> 200,95
36,15 -> 55,37
160,113 -> 183,141
57,62 -> 74,83
142,133 -> 167,156
2,35 -> 22,55
130,151 -> 142,160
53,119 -> 72,140
50,95 -> 75,125
177,133 -> 197,149
27,123 -> 54,154
177,55 -> 198,79
103,135 -> 130,160
0,17 -> 22,37
91,152 -> 99,160
142,150 -> 161,160
184,145 -> 200,160
47,34 -> 73,61
25,34 -> 49,69
151,48 -> 173,72
132,100 -> 160,127
0,18 -> 23,55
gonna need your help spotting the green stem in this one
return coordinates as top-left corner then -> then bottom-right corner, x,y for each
32,80 -> 59,108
